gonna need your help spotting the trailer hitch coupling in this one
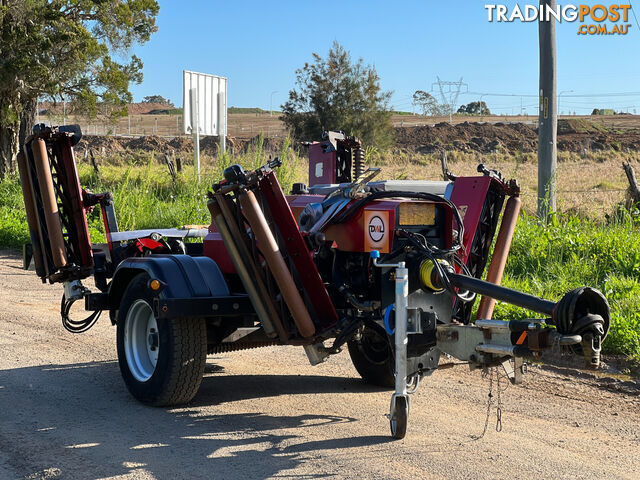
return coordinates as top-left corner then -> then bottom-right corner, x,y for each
553,287 -> 610,368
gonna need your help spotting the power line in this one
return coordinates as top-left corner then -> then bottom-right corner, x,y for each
629,1 -> 640,31
467,91 -> 537,98
467,90 -> 640,98
561,92 -> 640,98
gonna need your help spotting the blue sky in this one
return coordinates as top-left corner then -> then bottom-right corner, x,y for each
128,1 -> 640,114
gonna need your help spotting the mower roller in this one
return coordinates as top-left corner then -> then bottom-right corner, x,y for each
18,126 -> 610,439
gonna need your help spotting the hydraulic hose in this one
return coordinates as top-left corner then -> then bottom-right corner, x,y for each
448,273 -> 556,315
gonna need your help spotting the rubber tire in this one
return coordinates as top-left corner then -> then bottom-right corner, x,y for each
390,396 -> 408,439
116,273 -> 207,406
347,326 -> 395,388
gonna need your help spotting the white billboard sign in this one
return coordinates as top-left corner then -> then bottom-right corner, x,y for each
182,70 -> 227,136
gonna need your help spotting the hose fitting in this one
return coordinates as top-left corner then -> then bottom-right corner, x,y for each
419,259 -> 449,292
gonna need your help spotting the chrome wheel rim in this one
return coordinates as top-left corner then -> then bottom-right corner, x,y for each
124,299 -> 159,382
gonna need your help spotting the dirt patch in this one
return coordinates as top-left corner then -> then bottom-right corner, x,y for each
76,135 -> 126,155
168,136 -> 193,152
395,121 -> 640,155
76,134 -> 274,157
557,118 -> 609,134
126,135 -> 170,152
395,121 -> 538,154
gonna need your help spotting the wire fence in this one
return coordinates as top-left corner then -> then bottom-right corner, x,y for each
40,114 -> 290,139
69,117 -> 289,138
41,112 -> 640,139
42,113 -> 549,140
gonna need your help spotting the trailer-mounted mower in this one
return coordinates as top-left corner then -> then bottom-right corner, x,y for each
17,125 -> 610,439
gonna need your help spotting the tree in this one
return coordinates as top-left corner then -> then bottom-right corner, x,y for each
281,42 -> 393,149
412,90 -> 442,116
142,95 -> 173,105
457,101 -> 491,115
0,0 -> 159,178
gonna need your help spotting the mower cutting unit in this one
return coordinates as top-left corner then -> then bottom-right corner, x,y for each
18,126 -> 610,439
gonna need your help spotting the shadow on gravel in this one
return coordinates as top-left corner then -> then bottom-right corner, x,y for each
0,360 -> 391,480
194,371 -> 390,407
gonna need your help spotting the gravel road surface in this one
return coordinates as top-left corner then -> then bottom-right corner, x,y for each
1,251 -> 638,480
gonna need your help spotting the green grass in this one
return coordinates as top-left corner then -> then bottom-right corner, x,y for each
228,107 -> 270,114
493,213 -> 640,362
0,137 -> 306,247
145,108 -> 183,115
0,176 -> 32,248
1,146 -> 639,362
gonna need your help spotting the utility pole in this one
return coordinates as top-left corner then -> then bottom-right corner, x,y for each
537,0 -> 557,221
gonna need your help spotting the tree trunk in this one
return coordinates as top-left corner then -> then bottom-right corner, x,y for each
20,98 -> 36,150
0,121 -> 19,180
0,96 -> 35,180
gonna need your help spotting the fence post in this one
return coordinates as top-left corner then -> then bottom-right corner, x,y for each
164,152 -> 177,182
89,149 -> 100,174
623,161 -> 640,205
440,151 -> 449,180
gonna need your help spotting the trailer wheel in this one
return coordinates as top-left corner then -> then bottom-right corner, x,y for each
347,326 -> 395,388
390,396 -> 408,439
116,273 -> 207,406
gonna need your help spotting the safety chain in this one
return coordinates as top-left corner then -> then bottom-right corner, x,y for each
496,368 -> 503,432
473,366 -> 504,440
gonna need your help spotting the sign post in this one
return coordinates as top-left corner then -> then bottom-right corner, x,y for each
182,70 -> 228,177
218,91 -> 226,154
190,87 -> 200,179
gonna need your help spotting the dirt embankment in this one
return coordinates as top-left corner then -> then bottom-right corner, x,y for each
75,119 -> 640,157
395,119 -> 640,155
76,134 -> 287,157
42,101 -> 171,116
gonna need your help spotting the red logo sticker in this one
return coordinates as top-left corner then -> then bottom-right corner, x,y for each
364,211 -> 390,253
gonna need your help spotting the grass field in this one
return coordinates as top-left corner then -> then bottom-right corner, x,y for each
1,142 -> 639,364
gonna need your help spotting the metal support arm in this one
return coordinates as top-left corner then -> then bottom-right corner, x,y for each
371,251 -> 411,439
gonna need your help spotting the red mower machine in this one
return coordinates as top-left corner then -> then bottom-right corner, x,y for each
18,126 -> 610,439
